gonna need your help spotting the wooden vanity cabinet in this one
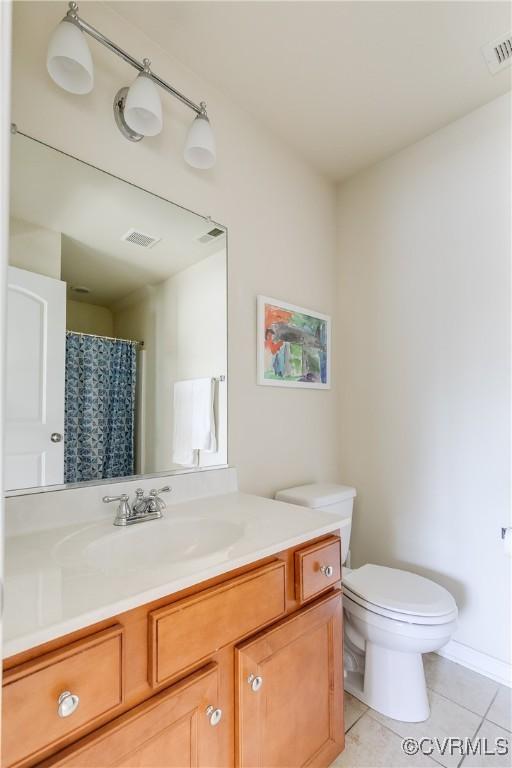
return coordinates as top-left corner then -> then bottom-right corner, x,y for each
236,592 -> 344,768
2,534 -> 343,768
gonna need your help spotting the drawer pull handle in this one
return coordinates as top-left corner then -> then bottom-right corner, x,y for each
205,705 -> 222,726
247,674 -> 263,692
57,691 -> 80,718
320,565 -> 334,578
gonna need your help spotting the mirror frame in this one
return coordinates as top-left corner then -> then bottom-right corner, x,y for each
6,128 -> 229,498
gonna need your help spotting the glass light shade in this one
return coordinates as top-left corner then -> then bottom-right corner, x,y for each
124,73 -> 163,137
184,114 -> 216,169
46,19 -> 94,95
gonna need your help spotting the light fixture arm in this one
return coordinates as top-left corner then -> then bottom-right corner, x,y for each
64,1 -> 205,117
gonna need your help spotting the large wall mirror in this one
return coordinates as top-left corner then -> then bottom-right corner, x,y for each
6,132 -> 227,495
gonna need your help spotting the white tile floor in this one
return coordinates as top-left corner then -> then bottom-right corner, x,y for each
330,654 -> 511,768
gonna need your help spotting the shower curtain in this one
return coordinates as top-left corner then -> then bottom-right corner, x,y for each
64,332 -> 137,483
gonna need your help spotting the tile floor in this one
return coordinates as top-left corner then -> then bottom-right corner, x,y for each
330,653 -> 511,768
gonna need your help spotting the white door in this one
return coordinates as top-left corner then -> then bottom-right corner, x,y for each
5,266 -> 66,491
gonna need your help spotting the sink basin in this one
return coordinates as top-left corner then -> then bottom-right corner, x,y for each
53,516 -> 244,573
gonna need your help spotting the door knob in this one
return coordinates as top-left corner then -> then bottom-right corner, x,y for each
247,674 -> 263,692
51,432 -> 63,443
57,690 -> 80,718
205,705 -> 222,726
320,565 -> 334,577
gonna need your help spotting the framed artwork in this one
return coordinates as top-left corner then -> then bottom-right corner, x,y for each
257,296 -> 331,389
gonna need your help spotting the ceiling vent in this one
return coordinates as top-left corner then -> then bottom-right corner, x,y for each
482,34 -> 512,74
197,227 -> 224,244
122,228 -> 161,248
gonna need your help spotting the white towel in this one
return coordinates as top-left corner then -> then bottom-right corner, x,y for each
172,378 -> 217,467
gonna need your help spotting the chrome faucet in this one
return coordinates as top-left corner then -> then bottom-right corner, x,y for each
103,486 -> 171,526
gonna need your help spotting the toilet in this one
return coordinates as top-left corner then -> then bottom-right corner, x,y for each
275,483 -> 458,723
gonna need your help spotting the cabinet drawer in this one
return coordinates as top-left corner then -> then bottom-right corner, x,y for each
295,536 -> 341,603
2,625 -> 124,768
149,561 -> 286,687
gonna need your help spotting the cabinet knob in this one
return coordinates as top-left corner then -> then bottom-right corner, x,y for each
51,432 -> 63,443
320,565 -> 334,578
57,691 -> 80,718
205,705 -> 222,726
247,674 -> 263,692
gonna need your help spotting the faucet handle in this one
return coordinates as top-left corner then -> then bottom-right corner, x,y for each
102,493 -> 131,526
149,486 -> 171,496
147,486 -> 171,516
103,493 -> 129,503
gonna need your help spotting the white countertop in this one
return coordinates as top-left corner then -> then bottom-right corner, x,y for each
3,492 -> 344,658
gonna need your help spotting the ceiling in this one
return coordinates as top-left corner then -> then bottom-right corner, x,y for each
10,134 -> 225,306
112,1 -> 512,181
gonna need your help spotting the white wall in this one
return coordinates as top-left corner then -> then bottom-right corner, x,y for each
9,216 -> 61,278
113,286 -> 157,472
337,94 -> 511,673
154,249 -> 227,470
66,299 -> 113,336
11,1 -> 339,497
113,250 -> 227,473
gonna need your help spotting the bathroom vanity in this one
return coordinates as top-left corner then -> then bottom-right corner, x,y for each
2,488 -> 345,768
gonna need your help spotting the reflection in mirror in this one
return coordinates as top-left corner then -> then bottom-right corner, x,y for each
7,133 -> 227,494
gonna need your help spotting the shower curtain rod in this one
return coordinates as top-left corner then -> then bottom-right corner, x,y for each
66,330 -> 144,347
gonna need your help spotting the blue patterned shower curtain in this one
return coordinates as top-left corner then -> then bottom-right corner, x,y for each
64,333 -> 137,483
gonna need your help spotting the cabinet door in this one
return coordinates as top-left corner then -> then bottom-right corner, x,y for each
45,664 -> 222,768
236,592 -> 344,768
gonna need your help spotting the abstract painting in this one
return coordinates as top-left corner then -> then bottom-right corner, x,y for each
257,296 -> 331,388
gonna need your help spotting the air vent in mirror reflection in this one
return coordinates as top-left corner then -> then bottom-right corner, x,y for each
197,227 -> 225,244
121,229 -> 161,248
482,33 -> 512,74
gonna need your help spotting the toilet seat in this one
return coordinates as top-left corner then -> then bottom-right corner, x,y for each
343,564 -> 458,626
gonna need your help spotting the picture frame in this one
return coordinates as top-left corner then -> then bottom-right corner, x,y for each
257,295 -> 331,389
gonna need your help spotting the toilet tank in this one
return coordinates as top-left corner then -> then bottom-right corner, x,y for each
275,483 -> 356,565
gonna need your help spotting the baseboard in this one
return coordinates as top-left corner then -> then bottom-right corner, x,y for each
437,640 -> 512,688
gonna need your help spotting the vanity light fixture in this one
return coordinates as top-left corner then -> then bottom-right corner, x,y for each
122,59 -> 163,138
184,108 -> 218,170
46,10 -> 93,94
46,2 -> 216,168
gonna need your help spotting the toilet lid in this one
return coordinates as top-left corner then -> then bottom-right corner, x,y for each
343,564 -> 457,618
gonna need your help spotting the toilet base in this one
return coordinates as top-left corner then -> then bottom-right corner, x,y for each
344,643 -> 430,722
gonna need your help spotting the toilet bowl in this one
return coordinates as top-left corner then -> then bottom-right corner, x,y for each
342,563 -> 457,721
275,483 -> 458,723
